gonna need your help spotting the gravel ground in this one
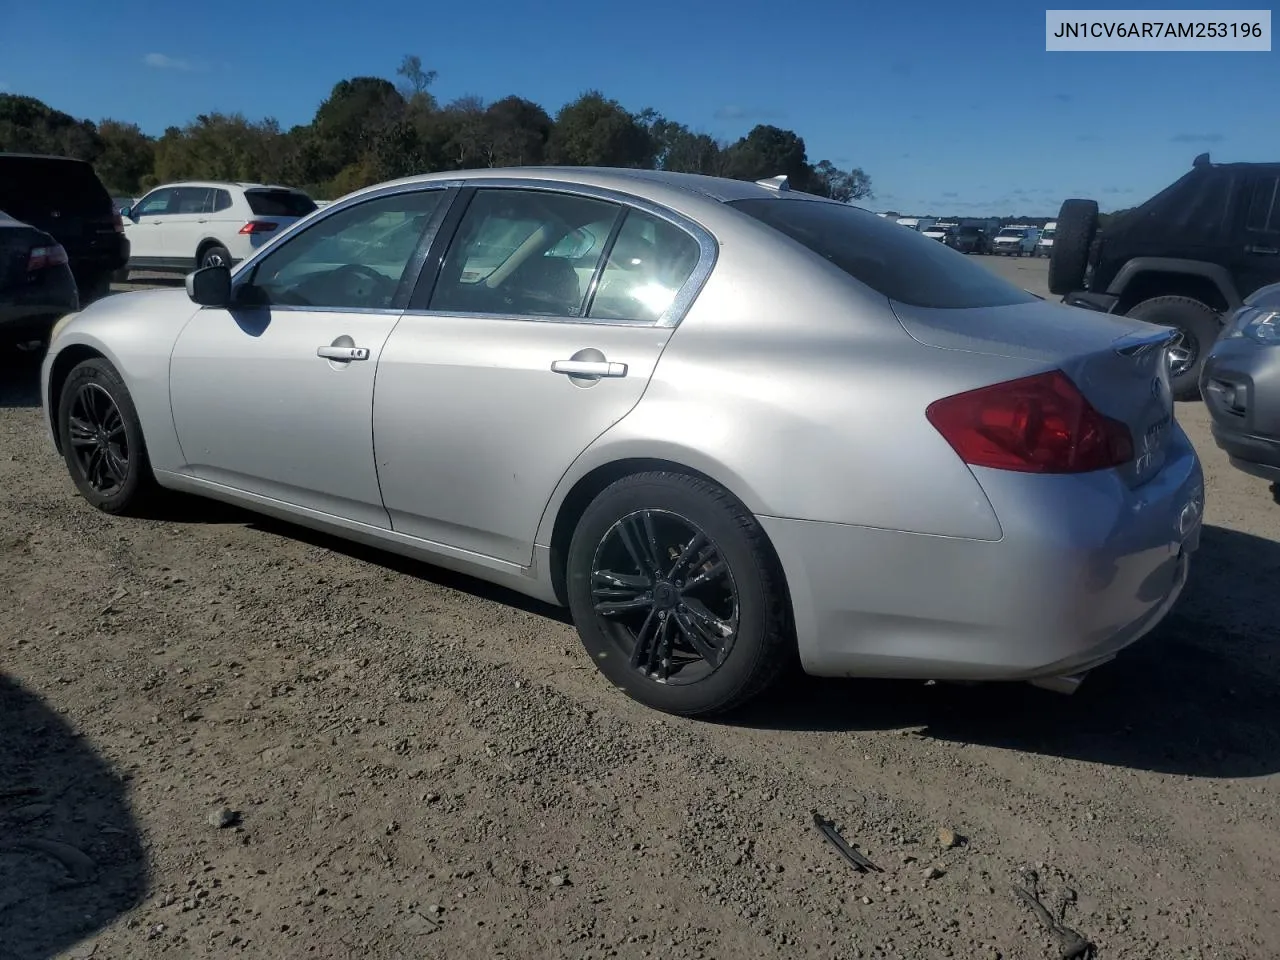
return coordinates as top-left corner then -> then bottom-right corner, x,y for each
2,255 -> 1279,960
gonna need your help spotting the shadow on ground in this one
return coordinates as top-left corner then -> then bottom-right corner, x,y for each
0,673 -> 147,959
731,523 -> 1280,779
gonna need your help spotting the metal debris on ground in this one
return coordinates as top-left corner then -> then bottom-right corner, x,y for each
811,811 -> 882,874
1011,868 -> 1096,960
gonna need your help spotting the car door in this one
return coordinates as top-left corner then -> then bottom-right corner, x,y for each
163,186 -> 215,268
373,184 -> 710,566
1231,172 -> 1280,299
124,187 -> 177,264
168,186 -> 452,527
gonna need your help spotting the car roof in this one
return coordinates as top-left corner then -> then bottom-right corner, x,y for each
148,181 -> 304,192
357,166 -> 839,208
0,152 -> 92,165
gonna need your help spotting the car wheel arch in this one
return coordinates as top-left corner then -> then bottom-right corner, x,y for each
542,454 -> 781,609
47,343 -> 111,454
1106,258 -> 1239,314
195,239 -> 226,266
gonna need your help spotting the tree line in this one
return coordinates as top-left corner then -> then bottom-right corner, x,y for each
0,55 -> 873,204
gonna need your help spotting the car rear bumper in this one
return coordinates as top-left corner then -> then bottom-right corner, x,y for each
0,269 -> 79,328
759,427 -> 1203,684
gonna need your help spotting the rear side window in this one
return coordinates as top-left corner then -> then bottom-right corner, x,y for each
730,198 -> 1036,309
213,189 -> 233,213
0,156 -> 111,219
245,189 -> 318,217
1245,177 -> 1280,233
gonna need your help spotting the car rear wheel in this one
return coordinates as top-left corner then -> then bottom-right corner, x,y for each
57,358 -> 160,515
1047,199 -> 1099,296
200,245 -> 232,270
1124,295 -> 1220,401
566,472 -> 793,717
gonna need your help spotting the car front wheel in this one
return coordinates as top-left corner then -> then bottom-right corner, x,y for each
566,472 -> 793,717
57,357 -> 160,515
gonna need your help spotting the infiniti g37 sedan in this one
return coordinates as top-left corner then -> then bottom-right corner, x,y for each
40,167 -> 1206,716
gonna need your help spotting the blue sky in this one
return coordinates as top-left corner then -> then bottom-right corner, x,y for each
1,0 -> 1275,214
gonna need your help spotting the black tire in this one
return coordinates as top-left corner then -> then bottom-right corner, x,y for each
566,471 -> 793,717
1124,295 -> 1221,401
57,358 -> 160,515
199,245 -> 231,270
1047,198 -> 1099,295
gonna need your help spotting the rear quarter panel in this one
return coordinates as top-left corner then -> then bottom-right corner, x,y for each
536,210 -> 1044,546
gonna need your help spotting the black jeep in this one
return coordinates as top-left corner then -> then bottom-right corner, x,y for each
1049,153 -> 1280,400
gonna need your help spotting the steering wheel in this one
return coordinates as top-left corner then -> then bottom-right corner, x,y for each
327,263 -> 392,307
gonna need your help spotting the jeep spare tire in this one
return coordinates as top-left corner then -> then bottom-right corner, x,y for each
1047,198 -> 1099,296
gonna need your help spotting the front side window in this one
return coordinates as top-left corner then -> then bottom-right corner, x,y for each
430,189 -> 622,318
135,189 -> 177,217
244,189 -> 444,310
730,197 -> 1037,309
587,209 -> 702,323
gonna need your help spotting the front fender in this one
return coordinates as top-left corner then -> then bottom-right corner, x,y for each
41,289 -> 198,472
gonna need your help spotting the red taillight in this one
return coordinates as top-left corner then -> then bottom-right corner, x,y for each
27,244 -> 69,272
925,369 -> 1134,474
239,220 -> 278,234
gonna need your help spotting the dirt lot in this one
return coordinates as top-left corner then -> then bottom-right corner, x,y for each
2,255 -> 1279,960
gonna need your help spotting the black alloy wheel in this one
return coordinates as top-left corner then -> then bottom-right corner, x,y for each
590,508 -> 740,686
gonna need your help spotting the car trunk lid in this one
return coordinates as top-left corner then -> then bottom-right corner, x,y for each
891,298 -> 1178,486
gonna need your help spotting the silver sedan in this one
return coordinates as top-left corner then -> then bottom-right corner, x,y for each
40,167 -> 1206,716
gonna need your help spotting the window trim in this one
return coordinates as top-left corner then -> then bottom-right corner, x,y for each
403,178 -> 718,329
227,182 -> 461,315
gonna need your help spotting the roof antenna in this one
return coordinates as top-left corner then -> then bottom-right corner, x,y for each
756,174 -> 791,192
1192,152 -> 1210,168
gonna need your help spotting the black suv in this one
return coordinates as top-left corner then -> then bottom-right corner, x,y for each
0,153 -> 129,303
1049,152 -> 1280,400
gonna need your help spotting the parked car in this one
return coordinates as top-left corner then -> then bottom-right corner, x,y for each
40,167 -> 1204,716
0,153 -> 129,302
1035,221 -> 1057,257
1049,153 -> 1280,401
1201,282 -> 1280,498
921,221 -> 955,242
118,181 -> 318,278
944,224 -> 992,255
0,210 -> 78,344
991,225 -> 1040,256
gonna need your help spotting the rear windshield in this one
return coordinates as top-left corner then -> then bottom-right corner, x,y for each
245,189 -> 317,217
0,156 -> 111,219
730,198 -> 1037,309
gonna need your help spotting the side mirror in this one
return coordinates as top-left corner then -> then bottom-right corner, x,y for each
186,265 -> 231,307
119,205 -> 131,219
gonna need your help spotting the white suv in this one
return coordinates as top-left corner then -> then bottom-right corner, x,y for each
990,225 -> 1041,257
118,181 -> 318,278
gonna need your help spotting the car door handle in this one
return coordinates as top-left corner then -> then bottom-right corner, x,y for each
317,345 -> 370,361
551,359 -> 628,378
1245,244 -> 1279,255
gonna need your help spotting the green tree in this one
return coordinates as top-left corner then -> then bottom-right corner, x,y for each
94,120 -> 155,194
0,93 -> 103,161
395,53 -> 438,110
483,96 -> 553,167
547,91 -> 653,168
721,124 -> 811,187
641,113 -> 723,175
809,159 -> 873,202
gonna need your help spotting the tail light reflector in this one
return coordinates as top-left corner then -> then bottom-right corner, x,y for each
926,369 -> 1134,474
239,220 -> 278,234
28,244 -> 69,272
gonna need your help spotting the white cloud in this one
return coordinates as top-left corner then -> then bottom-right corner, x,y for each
143,52 -> 195,71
